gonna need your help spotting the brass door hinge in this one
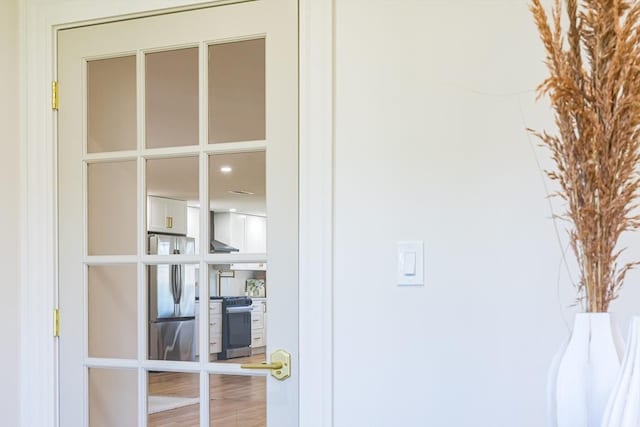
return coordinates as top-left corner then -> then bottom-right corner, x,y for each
52,81 -> 59,110
53,308 -> 60,337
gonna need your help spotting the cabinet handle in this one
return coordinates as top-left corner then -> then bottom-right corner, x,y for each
165,216 -> 173,229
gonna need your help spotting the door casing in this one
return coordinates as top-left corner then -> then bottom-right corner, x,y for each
19,0 -> 334,426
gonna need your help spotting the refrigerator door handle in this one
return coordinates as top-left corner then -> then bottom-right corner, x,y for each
176,264 -> 183,304
170,248 -> 182,316
170,264 -> 176,312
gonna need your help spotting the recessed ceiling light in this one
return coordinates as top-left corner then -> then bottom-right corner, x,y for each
229,208 -> 237,212
220,166 -> 232,173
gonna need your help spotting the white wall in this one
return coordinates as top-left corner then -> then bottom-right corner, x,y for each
333,1 -> 640,426
0,0 -> 21,425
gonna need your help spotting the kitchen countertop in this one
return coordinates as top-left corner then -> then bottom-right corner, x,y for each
195,296 -> 223,301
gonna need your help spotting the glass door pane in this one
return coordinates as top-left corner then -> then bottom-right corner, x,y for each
209,152 -> 266,254
146,156 -> 200,254
89,368 -> 138,427
88,264 -> 137,359
210,374 -> 266,427
209,39 -> 265,144
146,48 -> 199,149
148,371 -> 199,427
87,56 -> 137,153
207,265 -> 267,364
87,161 -> 137,255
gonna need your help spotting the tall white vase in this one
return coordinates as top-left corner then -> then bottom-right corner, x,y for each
548,313 -> 624,427
601,316 -> 640,427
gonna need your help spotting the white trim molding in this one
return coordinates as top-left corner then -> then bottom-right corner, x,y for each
19,0 -> 334,426
299,0 -> 334,426
20,2 -> 58,426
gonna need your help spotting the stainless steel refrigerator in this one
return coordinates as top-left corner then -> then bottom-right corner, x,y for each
148,234 -> 196,361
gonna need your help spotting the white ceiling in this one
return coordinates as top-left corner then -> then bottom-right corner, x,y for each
208,151 -> 266,216
146,151 -> 266,216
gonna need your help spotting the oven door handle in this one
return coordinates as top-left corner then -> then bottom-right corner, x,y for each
225,306 -> 253,314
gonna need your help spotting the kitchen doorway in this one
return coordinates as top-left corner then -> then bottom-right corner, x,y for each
56,1 -> 299,425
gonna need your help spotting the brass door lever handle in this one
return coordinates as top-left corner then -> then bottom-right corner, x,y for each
240,349 -> 291,380
241,361 -> 283,370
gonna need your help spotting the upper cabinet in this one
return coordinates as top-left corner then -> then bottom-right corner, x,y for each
212,211 -> 245,252
245,215 -> 267,253
213,212 -> 266,254
147,196 -> 187,235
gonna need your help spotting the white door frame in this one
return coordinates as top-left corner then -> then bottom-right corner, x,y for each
19,1 -> 334,426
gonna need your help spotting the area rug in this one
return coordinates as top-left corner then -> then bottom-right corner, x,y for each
148,395 -> 199,414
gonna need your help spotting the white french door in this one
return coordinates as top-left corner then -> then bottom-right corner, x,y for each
57,1 -> 298,426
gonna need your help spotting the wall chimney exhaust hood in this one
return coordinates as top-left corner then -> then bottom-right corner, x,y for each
211,239 -> 239,253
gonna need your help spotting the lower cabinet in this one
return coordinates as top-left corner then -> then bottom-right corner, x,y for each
195,302 -> 199,357
196,299 -> 264,358
251,299 -> 267,353
209,301 -> 222,353
195,300 -> 222,357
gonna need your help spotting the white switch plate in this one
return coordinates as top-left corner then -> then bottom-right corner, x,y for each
397,241 -> 424,286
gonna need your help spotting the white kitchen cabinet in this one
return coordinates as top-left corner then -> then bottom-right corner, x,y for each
245,215 -> 267,253
195,300 -> 222,357
209,301 -> 222,354
209,339 -> 221,354
213,212 -> 246,251
186,206 -> 199,250
147,196 -> 187,235
195,301 -> 199,357
213,212 -> 266,253
251,299 -> 266,353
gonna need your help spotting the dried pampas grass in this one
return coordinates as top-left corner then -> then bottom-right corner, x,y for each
530,0 -> 640,312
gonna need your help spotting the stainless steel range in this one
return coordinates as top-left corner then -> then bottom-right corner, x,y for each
218,296 -> 253,360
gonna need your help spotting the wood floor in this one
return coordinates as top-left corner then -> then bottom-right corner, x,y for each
148,355 -> 266,427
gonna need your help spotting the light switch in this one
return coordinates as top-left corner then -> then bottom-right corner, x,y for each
401,251 -> 416,276
397,241 -> 424,286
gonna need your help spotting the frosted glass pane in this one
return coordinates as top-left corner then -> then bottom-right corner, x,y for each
209,39 -> 265,143
209,374 -> 265,427
88,265 -> 137,359
87,161 -> 137,255
89,368 -> 138,427
87,56 -> 137,153
146,48 -> 199,148
148,371 -> 199,427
